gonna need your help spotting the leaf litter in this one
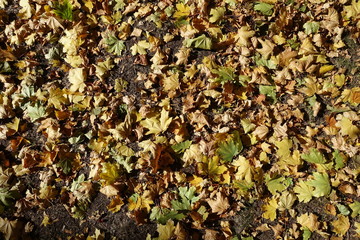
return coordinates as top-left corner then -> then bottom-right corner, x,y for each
0,0 -> 359,239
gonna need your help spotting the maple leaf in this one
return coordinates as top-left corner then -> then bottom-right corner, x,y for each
130,40 -> 151,55
162,72 -> 179,92
0,188 -> 19,207
173,3 -> 190,19
107,196 -> 124,213
233,156 -> 252,183
47,88 -> 68,109
19,0 -> 32,19
27,104 -> 47,122
53,0 -> 73,21
241,119 -> 255,134
254,2 -> 273,16
349,201 -> 360,218
293,180 -> 313,203
150,206 -> 185,224
301,148 -> 326,164
217,132 -> 243,162
297,213 -> 319,232
210,66 -> 236,85
207,192 -> 230,214
236,26 -> 255,47
99,162 -> 120,185
337,117 -> 359,139
303,21 -> 320,35
141,108 -> 172,135
171,186 -> 199,211
262,197 -> 278,221
257,39 -> 275,59
184,35 -> 213,50
128,192 -> 153,212
266,176 -> 292,195
308,172 -> 331,197
259,85 -> 277,103
105,34 -> 125,55
68,68 -> 86,92
332,215 -> 350,236
209,7 -> 225,23
172,140 -> 192,154
0,217 -> 22,240
157,220 -> 175,240
343,0 -> 360,21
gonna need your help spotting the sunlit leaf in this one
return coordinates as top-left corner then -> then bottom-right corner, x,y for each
254,2 -> 273,16
184,34 -> 212,50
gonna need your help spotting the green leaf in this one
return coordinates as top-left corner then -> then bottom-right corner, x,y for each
337,204 -> 350,216
0,188 -> 19,206
0,62 -> 11,73
303,21 -> 320,35
184,34 -> 212,50
57,158 -> 72,175
302,227 -> 312,240
241,119 -> 255,134
294,180 -> 313,203
171,140 -> 192,154
266,176 -> 292,195
27,104 -> 47,122
150,206 -> 185,224
332,150 -> 345,170
308,172 -> 331,197
210,67 -> 236,85
259,85 -> 277,103
53,0 -> 73,21
349,201 -> 360,217
218,133 -> 243,162
105,35 -> 125,55
301,148 -> 326,164
171,186 -> 199,211
209,7 -> 225,23
254,2 -> 273,16
254,56 -> 277,69
70,174 -> 85,192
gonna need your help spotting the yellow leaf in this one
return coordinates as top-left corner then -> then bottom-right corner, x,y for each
297,213 -> 319,232
319,65 -> 334,75
48,88 -> 68,109
128,192 -> 153,212
332,215 -> 350,236
68,68 -> 86,92
198,156 -> 227,182
337,117 -> 360,139
107,196 -> 124,213
262,197 -> 278,221
299,38 -> 317,55
173,3 -> 190,19
162,72 -> 179,92
41,213 -> 52,227
140,108 -> 172,135
6,117 -> 20,132
158,220 -> 175,240
233,156 -> 252,183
